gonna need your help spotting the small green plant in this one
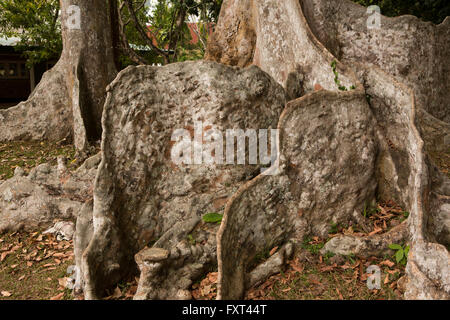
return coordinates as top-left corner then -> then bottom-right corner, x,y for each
346,253 -> 356,264
323,251 -> 335,264
331,60 -> 356,91
389,243 -> 410,265
187,234 -> 196,245
329,222 -> 339,234
202,212 -> 223,224
362,203 -> 379,218
301,237 -> 325,255
400,211 -> 410,222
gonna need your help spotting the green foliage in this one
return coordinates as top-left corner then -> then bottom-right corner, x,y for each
400,211 -> 410,222
0,0 -> 222,67
330,60 -> 356,91
389,243 -> 410,265
352,0 -> 450,25
329,222 -> 339,234
323,251 -> 335,264
301,237 -> 325,255
187,234 -> 196,245
362,203 -> 380,218
0,0 -> 62,66
122,0 -> 222,65
202,212 -> 223,224
346,253 -> 356,264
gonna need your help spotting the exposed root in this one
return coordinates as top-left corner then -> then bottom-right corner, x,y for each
321,222 -> 408,258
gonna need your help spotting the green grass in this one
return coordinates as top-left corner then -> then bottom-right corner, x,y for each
301,237 -> 325,255
0,231 -> 74,300
0,140 -> 76,180
251,261 -> 401,300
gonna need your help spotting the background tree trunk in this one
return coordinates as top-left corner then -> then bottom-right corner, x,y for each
0,0 -> 117,154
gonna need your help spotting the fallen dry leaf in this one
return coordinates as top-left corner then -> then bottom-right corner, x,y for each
340,263 -> 352,270
1,291 -> 12,297
207,272 -> 218,284
1,251 -> 10,262
269,246 -> 279,256
368,227 -> 382,236
43,263 -> 55,268
112,286 -> 122,299
126,286 -> 137,298
58,278 -> 67,288
201,285 -> 212,296
336,288 -> 344,300
387,269 -> 400,274
380,260 -> 395,268
320,265 -> 336,272
50,292 -> 64,300
52,252 -> 65,258
289,259 -> 304,273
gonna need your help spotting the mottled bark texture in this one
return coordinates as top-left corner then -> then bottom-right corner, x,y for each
0,0 -> 117,153
76,61 -> 286,299
218,89 -> 378,299
1,0 -> 447,301
207,0 -> 449,299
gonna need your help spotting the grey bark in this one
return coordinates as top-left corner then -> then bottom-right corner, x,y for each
0,0 -> 117,154
207,0 -> 449,300
77,61 -> 286,299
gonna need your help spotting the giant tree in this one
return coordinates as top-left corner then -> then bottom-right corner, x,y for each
0,0 -> 118,154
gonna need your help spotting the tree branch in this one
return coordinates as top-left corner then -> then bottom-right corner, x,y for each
124,0 -> 170,64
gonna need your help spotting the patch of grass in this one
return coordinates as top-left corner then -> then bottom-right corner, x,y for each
301,237 -> 325,255
0,140 -> 76,180
362,203 -> 379,218
329,222 -> 340,234
250,260 -> 402,300
0,230 -> 74,300
323,251 -> 335,264
187,234 -> 196,245
346,253 -> 356,264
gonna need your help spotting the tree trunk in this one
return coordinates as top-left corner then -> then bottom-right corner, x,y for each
0,0 -> 117,154
207,0 -> 449,300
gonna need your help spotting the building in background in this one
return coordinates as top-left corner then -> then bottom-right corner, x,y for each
0,37 -> 56,109
1,23 -> 212,109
